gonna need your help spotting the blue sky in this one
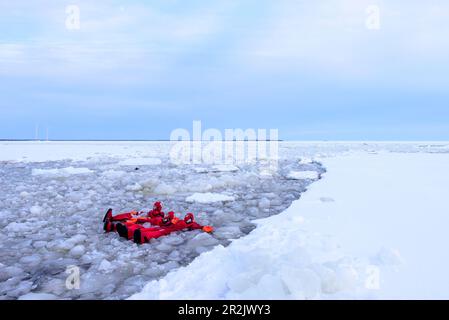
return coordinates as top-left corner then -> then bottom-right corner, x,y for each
1,0 -> 448,140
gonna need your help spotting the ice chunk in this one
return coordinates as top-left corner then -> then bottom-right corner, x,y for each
69,234 -> 87,245
32,167 -> 94,177
186,193 -> 235,203
333,264 -> 359,292
195,246 -> 212,254
0,266 -> 24,281
61,235 -> 87,250
299,158 -> 314,164
161,236 -> 185,246
125,183 -> 143,192
141,178 -> 158,189
69,245 -> 85,257
19,254 -> 41,267
101,170 -> 126,179
287,170 -> 319,180
5,222 -> 31,233
18,292 -> 58,300
77,200 -> 92,211
41,279 -> 66,296
258,198 -> 271,209
160,261 -> 179,271
156,243 -> 173,252
239,274 -> 287,299
280,267 -> 321,299
213,226 -> 242,240
212,164 -> 239,172
58,235 -> 87,251
32,241 -> 47,249
153,183 -> 177,195
180,181 -> 213,193
313,265 -> 339,294
8,280 -> 33,297
30,205 -> 43,215
187,233 -> 220,248
118,158 -> 161,166
20,191 -> 30,198
168,250 -> 181,261
98,259 -> 115,273
374,247 -> 404,266
227,273 -> 255,293
194,165 -> 239,173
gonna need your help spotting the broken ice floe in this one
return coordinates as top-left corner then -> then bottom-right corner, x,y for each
32,167 -> 94,177
186,193 -> 235,203
0,152 -> 323,299
287,170 -> 320,180
118,158 -> 162,166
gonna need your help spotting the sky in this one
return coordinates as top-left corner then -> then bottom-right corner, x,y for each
0,0 -> 448,140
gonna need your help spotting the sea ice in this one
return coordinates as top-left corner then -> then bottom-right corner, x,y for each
186,193 -> 235,203
32,167 -> 94,177
118,158 -> 162,166
287,170 -> 319,180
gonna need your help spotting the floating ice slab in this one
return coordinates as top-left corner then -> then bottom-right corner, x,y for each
118,158 -> 162,166
287,170 -> 319,180
31,167 -> 94,177
186,193 -> 235,203
194,165 -> 239,173
212,165 -> 239,172
18,293 -> 58,300
299,158 -> 314,164
194,167 -> 209,173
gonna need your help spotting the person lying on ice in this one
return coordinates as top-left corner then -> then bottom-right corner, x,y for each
103,202 -> 213,243
103,201 -> 164,232
116,210 -> 177,240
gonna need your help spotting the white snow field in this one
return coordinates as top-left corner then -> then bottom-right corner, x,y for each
299,152 -> 449,299
1,141 -> 449,299
132,149 -> 449,299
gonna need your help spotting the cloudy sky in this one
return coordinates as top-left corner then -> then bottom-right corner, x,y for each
0,0 -> 448,140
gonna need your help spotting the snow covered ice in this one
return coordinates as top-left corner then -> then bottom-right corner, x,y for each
131,143 -> 449,300
1,141 -> 449,299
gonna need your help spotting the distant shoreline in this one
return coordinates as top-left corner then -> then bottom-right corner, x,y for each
1,140 -> 449,143
0,139 -> 284,142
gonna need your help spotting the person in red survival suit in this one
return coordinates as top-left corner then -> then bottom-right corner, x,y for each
103,201 -> 164,233
133,213 -> 214,244
116,211 -> 176,240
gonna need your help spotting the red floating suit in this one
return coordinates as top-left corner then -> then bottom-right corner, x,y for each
115,211 -> 176,240
133,213 -> 212,244
103,201 -> 165,233
102,202 -> 213,243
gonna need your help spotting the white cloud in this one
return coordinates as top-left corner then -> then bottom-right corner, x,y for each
0,44 -> 26,62
0,1 -> 233,81
236,0 -> 449,87
1,0 -> 448,89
